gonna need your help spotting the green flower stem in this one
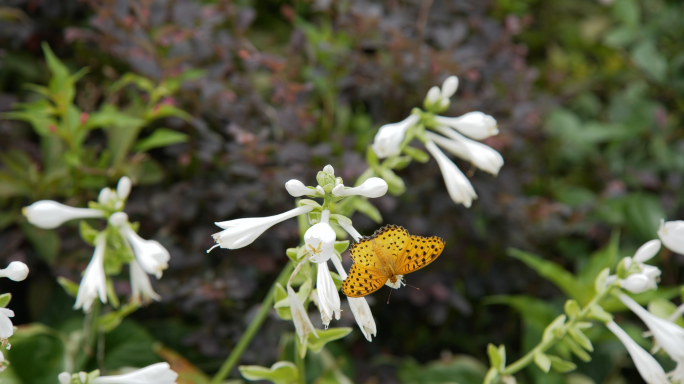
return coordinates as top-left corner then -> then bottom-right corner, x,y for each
210,260 -> 295,384
501,284 -> 617,376
74,299 -> 101,371
294,336 -> 306,384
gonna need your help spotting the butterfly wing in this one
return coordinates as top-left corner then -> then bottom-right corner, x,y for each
341,264 -> 388,297
349,237 -> 381,268
368,225 -> 411,264
395,235 -> 445,275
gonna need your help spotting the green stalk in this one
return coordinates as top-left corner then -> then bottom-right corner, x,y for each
74,300 -> 101,371
502,284 -> 616,376
294,336 -> 306,384
210,261 -> 295,384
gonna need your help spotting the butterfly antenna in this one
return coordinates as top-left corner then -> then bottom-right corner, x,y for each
402,277 -> 420,290
387,289 -> 393,304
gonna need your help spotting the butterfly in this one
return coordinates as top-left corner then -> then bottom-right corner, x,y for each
341,224 -> 445,298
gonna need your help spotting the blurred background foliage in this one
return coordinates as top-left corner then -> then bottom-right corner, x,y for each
0,0 -> 682,383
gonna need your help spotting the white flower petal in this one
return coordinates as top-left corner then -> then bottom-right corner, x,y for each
434,112 -> 499,140
121,227 -> 170,279
330,254 -> 376,342
441,76 -> 459,99
0,261 -> 29,281
606,321 -> 670,384
322,165 -> 334,176
658,220 -> 684,255
337,178 -> 388,198
58,372 -> 72,384
288,285 -> 318,344
305,210 -> 335,263
426,86 -> 441,104
0,308 -> 15,339
98,188 -> 115,204
428,130 -> 503,176
371,114 -> 420,159
337,220 -> 362,242
424,140 -> 477,207
117,176 -> 132,200
316,261 -> 341,327
331,184 -> 345,197
92,362 -> 178,384
634,240 -> 662,263
620,274 -> 653,294
108,212 -> 129,227
130,260 -> 161,304
23,201 -> 103,229
73,234 -> 108,312
285,180 -> 314,197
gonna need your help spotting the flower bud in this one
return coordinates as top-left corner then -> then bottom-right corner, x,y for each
98,188 -> 114,204
441,76 -> 459,99
633,239 -> 661,263
0,261 -> 29,282
117,176 -> 132,200
425,86 -> 441,104
620,274 -> 652,294
58,372 -> 71,384
285,179 -> 312,197
108,212 -> 129,227
322,164 -> 334,176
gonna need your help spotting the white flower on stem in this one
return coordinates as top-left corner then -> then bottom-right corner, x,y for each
620,274 -> 653,294
441,76 -> 459,99
371,114 -> 420,158
74,233 -> 108,312
424,140 -> 477,207
304,210 -> 336,263
434,112 -> 499,140
285,180 -> 315,197
89,362 -> 179,384
605,321 -> 670,384
619,294 -> 684,383
427,130 -> 504,176
658,219 -> 684,254
116,176 -> 132,200
330,256 -> 376,341
331,177 -> 388,198
618,240 -> 662,293
130,260 -> 161,304
0,261 -> 29,282
210,206 -> 314,251
634,240 -> 661,263
23,200 -> 103,229
119,226 -> 170,279
0,308 -> 15,340
316,261 -> 341,328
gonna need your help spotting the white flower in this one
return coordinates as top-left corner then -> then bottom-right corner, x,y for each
338,220 -> 362,242
371,114 -> 420,158
658,219 -> 684,254
322,165 -> 334,175
426,86 -> 441,104
304,210 -> 335,263
288,284 -> 318,345
74,234 -> 108,312
441,76 -> 459,99
434,112 -> 499,140
130,260 -> 161,304
0,261 -> 29,281
620,274 -> 653,294
0,308 -> 15,340
634,240 -> 662,262
427,130 -> 504,176
119,226 -> 170,279
285,180 -> 315,197
210,206 -> 314,251
605,321 -> 670,384
330,256 -> 376,341
23,200 -> 103,229
58,372 -> 71,384
316,261 -> 341,328
91,362 -> 178,384
98,188 -> 115,204
331,177 -> 388,198
619,294 -> 684,383
424,140 -> 477,207
117,176 -> 132,200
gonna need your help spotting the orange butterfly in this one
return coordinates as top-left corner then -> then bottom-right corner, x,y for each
341,225 -> 445,298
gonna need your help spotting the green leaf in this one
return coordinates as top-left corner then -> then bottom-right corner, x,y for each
366,146 -> 379,168
402,146 -> 430,163
109,73 -> 156,94
239,361 -> 299,384
568,328 -> 593,352
648,298 -> 684,328
57,277 -> 79,298
612,0 -> 640,26
133,128 -> 189,152
106,278 -> 120,309
561,337 -> 591,362
333,240 -> 350,254
564,300 -> 580,319
102,320 -> 162,369
381,155 -> 412,170
587,305 -> 613,323
307,327 -> 352,353
534,352 -> 551,373
353,198 -> 382,223
594,268 -> 610,295
98,302 -> 141,332
631,41 -> 667,83
273,283 -> 291,320
379,167 -> 406,195
285,248 -> 299,263
0,293 -> 11,308
547,355 -> 577,373
508,248 -> 582,301
6,323 -> 67,384
623,193 -> 665,241
487,344 -> 502,370
79,221 -> 100,246
542,315 -> 567,343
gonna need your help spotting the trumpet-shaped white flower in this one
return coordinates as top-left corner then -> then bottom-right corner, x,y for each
130,260 -> 161,304
90,362 -> 178,384
285,180 -> 316,197
0,308 -> 15,340
427,130 -> 504,176
619,294 -> 684,383
434,112 -> 499,141
316,262 -> 341,328
658,219 -> 684,254
304,210 -> 336,263
424,140 -> 477,207
441,76 -> 459,99
210,206 -> 314,251
371,114 -> 420,158
606,321 -> 670,384
23,200 -> 103,229
0,261 -> 28,282
119,226 -> 170,279
74,234 -> 108,312
330,256 -> 376,342
288,284 -> 318,345
331,177 -> 388,198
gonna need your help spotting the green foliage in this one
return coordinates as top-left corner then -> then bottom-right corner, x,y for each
239,361 -> 299,384
398,355 -> 488,384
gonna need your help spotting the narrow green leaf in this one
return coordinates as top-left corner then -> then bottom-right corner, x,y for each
594,267 -> 610,294
487,344 -> 501,370
402,146 -> 430,163
379,167 -> 406,195
307,327 -> 352,353
562,336 -> 592,362
366,146 -> 379,168
239,361 -> 299,384
547,355 -> 577,373
57,277 -> 79,298
542,315 -> 567,343
568,328 -> 593,352
79,221 -> 100,246
508,248 -> 581,301
353,198 -> 382,223
0,293 -> 11,308
534,352 -> 551,373
564,300 -> 581,319
333,240 -> 350,254
133,128 -> 188,152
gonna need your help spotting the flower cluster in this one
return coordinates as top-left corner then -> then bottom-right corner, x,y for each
0,261 -> 29,372
23,177 -> 169,312
209,165 -> 387,343
371,75 -> 503,207
58,362 -> 178,384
